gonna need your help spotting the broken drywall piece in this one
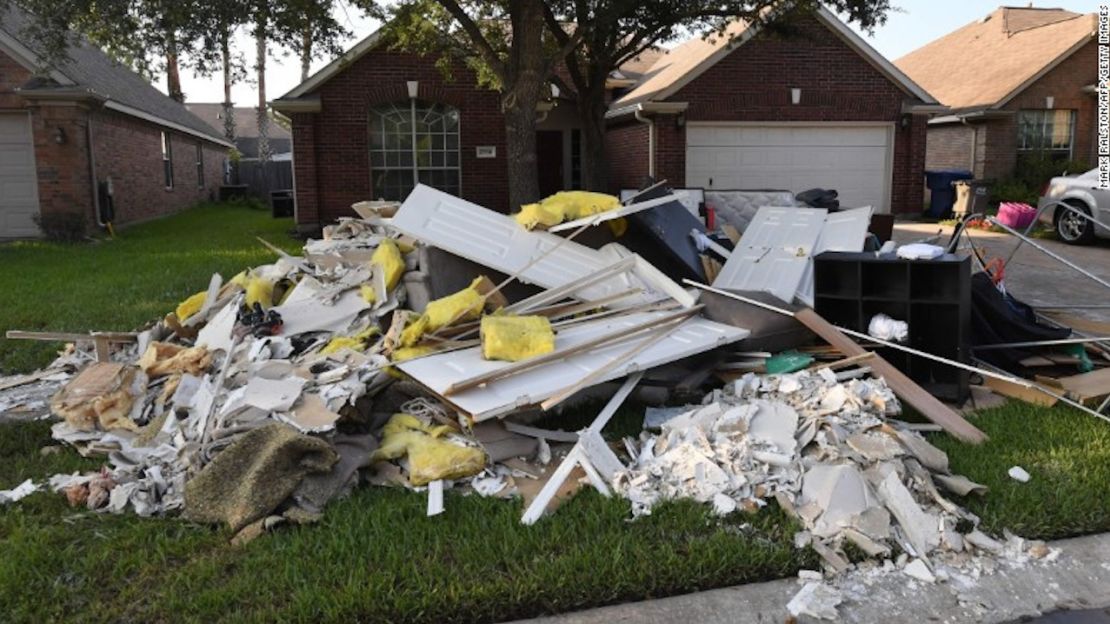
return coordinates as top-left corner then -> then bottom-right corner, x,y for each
0,479 -> 38,504
273,288 -> 370,336
1008,466 -> 1031,483
787,582 -> 842,620
893,428 -> 949,473
195,302 -> 237,353
243,376 -> 306,413
747,400 -> 798,454
279,393 -> 341,433
933,474 -> 988,497
427,479 -> 445,517
903,558 -> 936,583
873,469 -> 940,558
712,492 -> 737,516
801,464 -> 885,539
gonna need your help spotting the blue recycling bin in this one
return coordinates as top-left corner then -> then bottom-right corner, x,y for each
924,170 -> 973,218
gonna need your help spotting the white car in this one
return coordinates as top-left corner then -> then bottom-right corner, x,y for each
1038,169 -> 1110,244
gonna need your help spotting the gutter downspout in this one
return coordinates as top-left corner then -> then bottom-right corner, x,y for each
633,103 -> 654,178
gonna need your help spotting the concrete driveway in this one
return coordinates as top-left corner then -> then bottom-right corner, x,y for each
893,222 -> 1110,324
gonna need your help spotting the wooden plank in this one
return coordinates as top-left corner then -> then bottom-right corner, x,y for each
985,376 -> 1058,408
1047,367 -> 1110,401
6,330 -> 137,343
793,308 -> 988,444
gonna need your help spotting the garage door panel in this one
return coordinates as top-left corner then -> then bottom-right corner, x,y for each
0,114 -> 40,238
686,124 -> 890,211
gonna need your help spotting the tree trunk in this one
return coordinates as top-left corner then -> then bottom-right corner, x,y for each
501,0 -> 546,210
220,29 -> 235,142
577,87 -> 609,192
165,30 -> 184,103
300,25 -> 312,82
255,19 -> 270,165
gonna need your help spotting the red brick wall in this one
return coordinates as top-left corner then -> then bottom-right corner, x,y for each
925,123 -> 975,172
0,52 -> 31,108
605,122 -> 650,191
0,48 -> 225,231
291,49 -> 509,227
91,109 -> 223,226
30,104 -> 94,222
625,15 -> 928,213
987,39 -> 1098,180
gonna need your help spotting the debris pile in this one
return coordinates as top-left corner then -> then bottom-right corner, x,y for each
0,182 -> 1085,601
613,368 -> 1060,619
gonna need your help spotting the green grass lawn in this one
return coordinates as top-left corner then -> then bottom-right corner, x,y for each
1,203 -> 1109,623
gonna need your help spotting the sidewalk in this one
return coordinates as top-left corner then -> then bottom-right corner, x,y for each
511,532 -> 1110,624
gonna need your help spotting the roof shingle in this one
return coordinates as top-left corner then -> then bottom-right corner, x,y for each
0,5 -> 226,143
894,7 -> 1095,112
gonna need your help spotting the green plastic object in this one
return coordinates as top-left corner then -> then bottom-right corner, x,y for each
1063,344 -> 1094,373
765,351 -> 815,375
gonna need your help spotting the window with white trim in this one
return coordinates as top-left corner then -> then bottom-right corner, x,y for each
161,131 -> 173,188
368,101 -> 460,200
1016,109 -> 1075,160
195,143 -> 204,188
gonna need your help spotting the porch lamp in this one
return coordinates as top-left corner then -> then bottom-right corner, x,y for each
790,88 -> 802,105
53,126 -> 66,145
406,81 -> 419,99
1044,96 -> 1054,109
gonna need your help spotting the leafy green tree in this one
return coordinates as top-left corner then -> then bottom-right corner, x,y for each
545,0 -> 893,191
385,0 -> 584,208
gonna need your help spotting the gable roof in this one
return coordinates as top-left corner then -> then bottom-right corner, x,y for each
894,7 -> 1096,112
184,103 -> 292,140
612,6 -> 937,108
0,5 -> 229,146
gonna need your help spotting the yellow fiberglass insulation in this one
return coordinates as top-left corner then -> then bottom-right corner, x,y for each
480,315 -> 555,362
513,191 -> 621,230
371,414 -> 486,486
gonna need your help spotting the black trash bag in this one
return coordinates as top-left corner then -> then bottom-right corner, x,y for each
795,188 -> 840,211
971,272 -> 1070,374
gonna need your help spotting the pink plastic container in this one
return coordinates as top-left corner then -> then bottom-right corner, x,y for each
996,202 -> 1037,230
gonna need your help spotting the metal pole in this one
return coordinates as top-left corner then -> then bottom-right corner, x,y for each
971,336 -> 1110,351
988,217 -> 1110,292
685,280 -> 1110,426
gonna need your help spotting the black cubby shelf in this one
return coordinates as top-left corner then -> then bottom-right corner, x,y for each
813,251 -> 971,403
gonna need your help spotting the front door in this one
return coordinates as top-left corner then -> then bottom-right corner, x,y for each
536,130 -> 564,198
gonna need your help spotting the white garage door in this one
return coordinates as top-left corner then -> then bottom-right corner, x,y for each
686,124 -> 892,212
0,113 -> 40,238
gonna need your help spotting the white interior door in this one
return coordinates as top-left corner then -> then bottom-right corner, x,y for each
0,113 -> 40,238
686,124 -> 892,213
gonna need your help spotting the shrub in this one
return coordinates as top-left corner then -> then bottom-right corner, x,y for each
33,212 -> 87,243
989,155 -> 1091,207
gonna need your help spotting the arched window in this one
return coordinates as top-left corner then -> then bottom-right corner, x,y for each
369,100 -> 461,200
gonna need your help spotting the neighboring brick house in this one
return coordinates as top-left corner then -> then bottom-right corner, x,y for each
896,7 -> 1097,181
274,7 -> 939,230
0,7 -> 230,239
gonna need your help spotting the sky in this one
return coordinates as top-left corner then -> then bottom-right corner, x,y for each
169,0 -> 1098,106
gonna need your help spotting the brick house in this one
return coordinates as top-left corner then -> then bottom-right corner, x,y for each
896,7 -> 1098,180
0,7 -> 230,239
273,7 -> 940,231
